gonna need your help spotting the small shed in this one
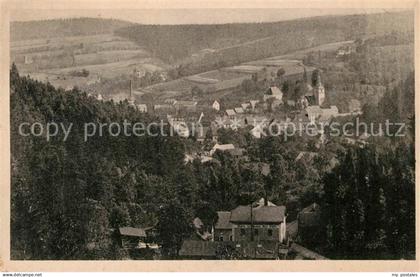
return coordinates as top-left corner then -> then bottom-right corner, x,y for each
118,227 -> 147,249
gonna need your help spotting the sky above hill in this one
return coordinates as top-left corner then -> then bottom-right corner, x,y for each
10,8 -> 396,24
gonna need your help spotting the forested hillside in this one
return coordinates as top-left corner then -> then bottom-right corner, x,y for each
10,64 -> 189,259
319,72 -> 415,259
321,143 -> 415,259
10,18 -> 133,41
115,11 -> 413,64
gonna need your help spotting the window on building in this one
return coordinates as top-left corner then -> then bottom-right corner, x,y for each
254,229 -> 258,236
219,236 -> 224,241
229,235 -> 233,241
267,229 -> 273,237
240,229 -> 246,236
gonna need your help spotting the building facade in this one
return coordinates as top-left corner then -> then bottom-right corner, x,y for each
213,201 -> 287,244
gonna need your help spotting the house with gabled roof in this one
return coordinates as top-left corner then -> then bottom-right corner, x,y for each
249,100 -> 259,111
231,204 -> 286,243
213,199 -> 287,244
210,143 -> 235,156
264,86 -> 283,102
225,109 -> 236,118
181,199 -> 288,259
241,103 -> 251,111
137,104 -> 148,113
212,100 -> 221,111
234,107 -> 244,114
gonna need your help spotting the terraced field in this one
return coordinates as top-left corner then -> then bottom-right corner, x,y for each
11,33 -> 168,90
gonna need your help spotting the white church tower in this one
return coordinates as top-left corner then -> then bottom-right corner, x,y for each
313,72 -> 325,106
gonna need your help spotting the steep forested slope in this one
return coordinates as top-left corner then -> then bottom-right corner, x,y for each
10,64 -> 190,259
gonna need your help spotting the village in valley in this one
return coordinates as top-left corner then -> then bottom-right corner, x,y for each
9,11 -> 415,261
98,46 -> 365,162
96,44 -> 374,260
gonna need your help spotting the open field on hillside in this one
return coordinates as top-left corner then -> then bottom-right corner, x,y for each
52,58 -> 165,77
27,72 -> 102,91
257,40 -> 354,61
198,70 -> 248,80
138,44 -> 327,102
73,50 -> 149,66
11,34 -> 120,49
11,33 -> 168,90
141,79 -> 193,95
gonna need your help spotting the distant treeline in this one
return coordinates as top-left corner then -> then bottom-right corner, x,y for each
10,18 -> 132,41
115,11 -> 414,65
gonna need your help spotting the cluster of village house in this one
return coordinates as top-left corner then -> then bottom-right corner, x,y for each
91,67 -> 366,166
91,63 -> 363,143
115,197 -> 327,260
146,70 -> 359,139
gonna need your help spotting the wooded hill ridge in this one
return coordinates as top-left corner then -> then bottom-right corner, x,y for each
11,11 -> 413,64
115,11 -> 414,62
10,18 -> 133,41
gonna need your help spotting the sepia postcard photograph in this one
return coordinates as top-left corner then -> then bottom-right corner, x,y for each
0,0 -> 419,273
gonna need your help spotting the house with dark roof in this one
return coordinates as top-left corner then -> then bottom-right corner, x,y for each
180,199 -> 288,259
213,200 -> 287,244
